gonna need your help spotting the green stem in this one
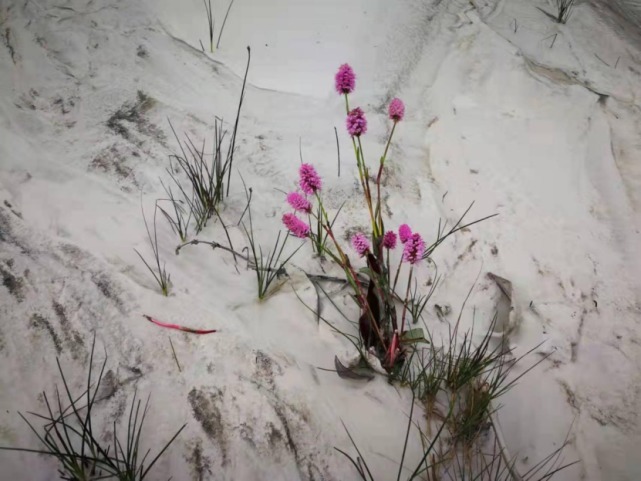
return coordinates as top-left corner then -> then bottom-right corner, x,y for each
356,136 -> 378,238
392,257 -> 403,293
315,193 -> 387,350
380,121 -> 397,167
386,249 -> 390,287
400,266 -> 414,335
374,121 -> 397,234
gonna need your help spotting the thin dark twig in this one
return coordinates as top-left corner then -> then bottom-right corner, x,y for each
213,207 -> 237,265
168,337 -> 182,373
175,239 -> 249,261
236,172 -> 253,226
305,273 -> 322,325
225,46 -> 251,197
594,53 -> 610,67
334,126 -> 341,177
305,272 -> 369,285
299,137 -> 303,164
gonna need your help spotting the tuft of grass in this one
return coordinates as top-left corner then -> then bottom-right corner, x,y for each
135,200 -> 171,296
336,392 -> 453,481
443,316 -> 504,393
242,182 -> 304,300
397,341 -> 446,412
165,47 -> 250,234
337,386 -> 574,481
555,0 -> 575,24
110,391 -> 184,481
310,200 -> 345,258
202,0 -> 236,52
442,430 -> 576,481
407,271 -> 439,324
203,0 -> 214,53
0,336 -> 185,480
166,121 -> 222,233
422,202 -> 497,261
157,180 -> 191,242
450,340 -> 548,447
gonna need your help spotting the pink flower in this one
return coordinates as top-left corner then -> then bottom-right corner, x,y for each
299,163 -> 322,195
388,98 -> 405,122
335,63 -> 355,95
346,107 -> 367,137
402,233 -> 426,265
351,233 -> 370,257
383,231 -> 397,250
286,192 -> 312,214
282,213 -> 310,238
398,224 -> 412,244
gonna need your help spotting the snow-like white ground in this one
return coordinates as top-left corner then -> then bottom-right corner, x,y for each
1,0 -> 641,480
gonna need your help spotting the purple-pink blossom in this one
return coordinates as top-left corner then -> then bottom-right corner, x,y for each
335,63 -> 355,95
282,213 -> 310,238
402,233 -> 426,265
346,107 -> 367,137
286,192 -> 312,214
299,163 -> 322,195
398,224 -> 412,244
351,232 -> 370,257
388,98 -> 405,122
383,231 -> 398,250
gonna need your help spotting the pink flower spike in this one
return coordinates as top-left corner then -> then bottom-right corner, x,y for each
402,233 -> 426,265
398,224 -> 412,244
346,107 -> 367,137
286,192 -> 312,214
335,63 -> 356,95
351,233 -> 370,257
282,213 -> 310,238
383,231 -> 398,250
299,163 -> 322,195
388,98 -> 405,122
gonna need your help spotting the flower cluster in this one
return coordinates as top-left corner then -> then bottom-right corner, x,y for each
351,233 -> 370,257
282,213 -> 310,238
299,163 -> 322,195
287,192 -> 312,214
336,63 -> 404,139
335,63 -> 356,94
402,232 -> 425,265
388,98 -> 405,122
383,231 -> 397,250
282,165 -> 324,238
398,224 -> 412,244
346,107 -> 367,137
276,62 -> 424,376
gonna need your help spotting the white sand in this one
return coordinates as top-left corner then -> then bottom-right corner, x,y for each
1,0 -> 641,479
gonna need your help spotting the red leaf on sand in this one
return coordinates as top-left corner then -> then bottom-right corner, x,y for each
143,315 -> 218,334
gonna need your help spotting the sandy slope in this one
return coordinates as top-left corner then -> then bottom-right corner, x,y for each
610,0 -> 641,27
1,0 -> 641,480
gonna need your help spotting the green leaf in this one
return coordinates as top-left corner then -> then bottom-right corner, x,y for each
401,328 -> 427,344
358,267 -> 373,278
